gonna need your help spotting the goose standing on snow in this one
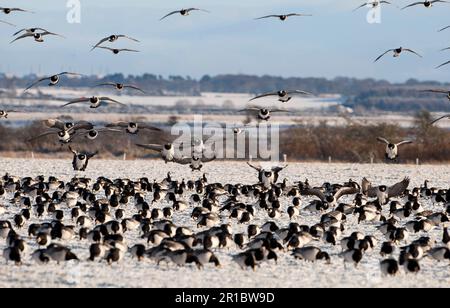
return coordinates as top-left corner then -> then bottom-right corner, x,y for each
374,47 -> 422,62
377,137 -> 413,161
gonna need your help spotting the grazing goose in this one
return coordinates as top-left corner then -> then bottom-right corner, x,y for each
377,137 -> 413,161
62,96 -> 126,109
374,47 -> 422,62
249,90 -> 313,103
94,82 -> 146,93
402,0 -> 449,10
255,14 -> 312,21
91,35 -> 140,51
292,247 -> 331,263
24,72 -> 83,91
10,31 -> 64,44
239,107 -> 289,121
160,8 -> 209,20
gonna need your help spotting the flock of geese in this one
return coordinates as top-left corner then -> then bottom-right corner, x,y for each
0,3 -> 449,281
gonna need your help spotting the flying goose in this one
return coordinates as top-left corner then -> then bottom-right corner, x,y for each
24,72 -> 83,91
250,90 -> 313,103
106,122 -> 162,134
0,20 -> 15,27
255,13 -> 312,21
13,28 -> 49,36
0,110 -> 18,119
374,47 -> 422,62
94,82 -> 146,93
247,162 -> 288,188
239,107 -> 289,121
28,121 -> 94,144
354,1 -> 391,11
136,143 -> 177,163
72,128 -> 122,141
175,154 -> 217,171
420,89 -> 450,100
302,185 -> 361,208
436,60 -> 450,69
69,147 -> 98,172
91,35 -> 140,51
377,137 -> 413,161
95,46 -> 140,54
0,8 -> 33,15
10,31 -> 64,44
402,0 -> 449,9
160,8 -> 210,21
62,97 -> 126,109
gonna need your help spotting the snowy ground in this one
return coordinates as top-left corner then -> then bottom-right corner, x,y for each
0,158 -> 449,288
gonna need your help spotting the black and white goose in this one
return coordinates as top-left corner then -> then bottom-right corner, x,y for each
1,7 -> 33,15
62,96 -> 126,109
160,8 -> 210,20
380,259 -> 399,276
69,147 -> 98,171
73,128 -> 122,141
94,82 -> 146,93
239,107 -> 289,121
175,154 -> 217,171
247,162 -> 288,188
402,0 -> 449,10
91,35 -> 140,51
28,121 -> 94,144
354,1 -> 391,11
10,31 -> 64,44
106,122 -> 161,135
374,47 -> 422,62
249,90 -> 313,103
377,137 -> 413,161
292,247 -> 331,263
136,143 -> 176,163
96,46 -> 140,54
362,177 -> 410,205
13,28 -> 50,36
24,72 -> 83,91
0,110 -> 18,119
255,13 -> 312,21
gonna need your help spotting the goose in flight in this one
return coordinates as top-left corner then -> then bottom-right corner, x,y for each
175,154 -> 217,171
402,0 -> 449,10
377,137 -> 413,161
247,162 -> 288,188
136,143 -> 177,163
374,47 -> 422,62
250,90 -> 313,103
61,97 -> 126,109
106,122 -> 161,135
255,13 -> 312,21
24,72 -> 83,91
94,83 -> 146,93
0,8 -> 33,15
28,121 -> 94,144
420,89 -> 450,100
95,46 -> 140,54
10,31 -> 64,44
239,107 -> 289,121
72,128 -> 122,141
13,28 -> 50,36
0,110 -> 18,119
354,1 -> 391,11
0,20 -> 15,27
91,35 -> 140,51
160,8 -> 209,21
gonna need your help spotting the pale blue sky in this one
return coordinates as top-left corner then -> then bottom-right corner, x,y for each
1,0 -> 450,82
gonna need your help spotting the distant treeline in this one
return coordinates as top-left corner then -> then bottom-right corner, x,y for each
1,73 -> 450,112
1,111 -> 450,163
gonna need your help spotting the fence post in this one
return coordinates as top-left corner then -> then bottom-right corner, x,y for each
416,158 -> 420,166
283,154 -> 287,163
328,156 -> 332,164
123,153 -> 127,161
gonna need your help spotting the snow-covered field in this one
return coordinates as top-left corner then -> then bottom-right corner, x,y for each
0,158 -> 449,288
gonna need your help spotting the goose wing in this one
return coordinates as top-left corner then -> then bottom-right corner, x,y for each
24,76 -> 51,91
362,178 -> 378,198
429,114 -> 450,125
160,10 -> 182,21
136,144 -> 164,152
374,49 -> 394,62
61,97 -> 90,108
396,140 -> 413,147
403,49 -> 422,58
401,2 -> 426,9
334,186 -> 360,201
377,137 -> 390,145
388,177 -> 410,198
302,188 -> 326,202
